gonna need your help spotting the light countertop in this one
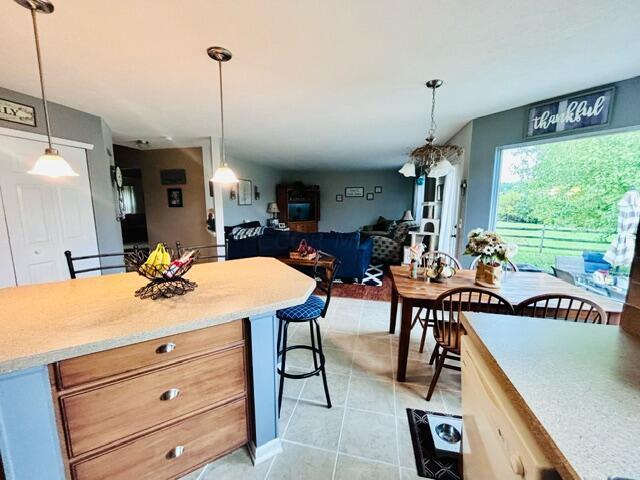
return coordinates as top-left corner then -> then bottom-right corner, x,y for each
0,257 -> 315,374
462,312 -> 640,480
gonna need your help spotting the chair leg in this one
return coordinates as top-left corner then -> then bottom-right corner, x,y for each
426,348 -> 446,401
277,320 -> 290,417
276,318 -> 284,353
411,307 -> 423,329
309,320 -> 319,375
314,319 -> 332,409
428,343 -> 439,365
419,309 -> 430,353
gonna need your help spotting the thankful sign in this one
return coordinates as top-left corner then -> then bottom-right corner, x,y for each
0,98 -> 36,126
526,88 -> 613,137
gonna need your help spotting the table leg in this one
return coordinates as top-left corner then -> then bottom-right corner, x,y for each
389,287 -> 399,334
396,299 -> 413,382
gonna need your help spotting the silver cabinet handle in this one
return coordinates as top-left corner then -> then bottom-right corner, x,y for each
166,445 -> 185,459
156,342 -> 176,354
160,388 -> 181,401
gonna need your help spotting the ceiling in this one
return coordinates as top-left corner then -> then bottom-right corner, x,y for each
1,0 -> 639,170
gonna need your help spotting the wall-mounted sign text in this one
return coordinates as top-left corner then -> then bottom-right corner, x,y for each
0,98 -> 36,126
526,88 -> 613,137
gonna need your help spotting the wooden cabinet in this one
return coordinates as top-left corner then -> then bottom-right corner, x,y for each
461,336 -> 559,479
51,320 -> 249,479
276,183 -> 320,233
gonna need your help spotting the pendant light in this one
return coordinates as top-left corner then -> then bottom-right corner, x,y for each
15,0 -> 78,177
403,79 -> 463,179
207,46 -> 238,184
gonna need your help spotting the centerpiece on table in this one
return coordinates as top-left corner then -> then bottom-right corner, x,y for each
464,229 -> 517,288
422,256 -> 457,283
408,243 -> 425,279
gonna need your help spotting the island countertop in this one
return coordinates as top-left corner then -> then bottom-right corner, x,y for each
462,312 -> 640,480
0,257 -> 316,375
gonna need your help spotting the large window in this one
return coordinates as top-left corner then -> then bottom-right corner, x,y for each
495,129 -> 640,300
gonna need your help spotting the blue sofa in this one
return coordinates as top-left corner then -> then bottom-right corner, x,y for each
227,229 -> 373,282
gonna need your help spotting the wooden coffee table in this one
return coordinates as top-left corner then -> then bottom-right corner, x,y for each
277,254 -> 336,280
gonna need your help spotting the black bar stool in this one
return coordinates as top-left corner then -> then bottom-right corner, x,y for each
275,254 -> 340,415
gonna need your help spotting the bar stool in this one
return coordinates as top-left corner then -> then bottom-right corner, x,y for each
275,255 -> 340,415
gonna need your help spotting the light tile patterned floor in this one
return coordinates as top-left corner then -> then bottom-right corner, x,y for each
183,297 -> 461,480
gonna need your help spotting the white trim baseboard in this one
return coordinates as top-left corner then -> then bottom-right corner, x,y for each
247,438 -> 283,465
0,127 -> 94,150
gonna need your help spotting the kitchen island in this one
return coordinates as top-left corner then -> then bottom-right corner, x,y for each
0,257 -> 315,480
461,312 -> 640,480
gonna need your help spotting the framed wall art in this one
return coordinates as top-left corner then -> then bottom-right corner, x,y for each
345,187 -> 364,198
167,188 -> 183,208
238,179 -> 253,206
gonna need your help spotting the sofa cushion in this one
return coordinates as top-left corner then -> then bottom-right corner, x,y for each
230,225 -> 265,240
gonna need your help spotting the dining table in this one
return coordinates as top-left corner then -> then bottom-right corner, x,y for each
388,266 -> 624,382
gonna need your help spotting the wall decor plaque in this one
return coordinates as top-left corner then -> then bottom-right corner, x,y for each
526,88 -> 614,138
0,98 -> 36,126
345,187 -> 364,198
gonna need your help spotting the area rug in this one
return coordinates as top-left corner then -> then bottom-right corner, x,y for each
406,409 -> 462,479
314,264 -> 392,301
334,263 -> 384,286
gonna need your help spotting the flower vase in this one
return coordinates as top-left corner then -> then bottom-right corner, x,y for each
475,262 -> 502,289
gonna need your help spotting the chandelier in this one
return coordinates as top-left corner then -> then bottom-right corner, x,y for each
399,79 -> 463,179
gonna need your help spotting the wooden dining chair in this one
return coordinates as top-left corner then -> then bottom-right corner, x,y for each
427,287 -> 515,401
515,293 -> 608,324
469,256 -> 519,272
412,251 -> 463,354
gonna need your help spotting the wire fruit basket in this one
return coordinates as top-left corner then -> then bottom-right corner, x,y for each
125,249 -> 199,300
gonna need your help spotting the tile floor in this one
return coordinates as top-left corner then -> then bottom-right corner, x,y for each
182,297 -> 461,480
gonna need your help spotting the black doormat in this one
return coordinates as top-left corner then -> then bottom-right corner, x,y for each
406,409 -> 462,479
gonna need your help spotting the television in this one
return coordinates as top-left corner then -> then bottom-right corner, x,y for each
288,202 -> 312,221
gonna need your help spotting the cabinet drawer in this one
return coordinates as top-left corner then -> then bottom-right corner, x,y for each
57,320 -> 243,389
62,346 -> 246,457
72,398 -> 248,480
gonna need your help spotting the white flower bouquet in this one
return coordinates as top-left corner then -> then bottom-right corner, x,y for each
464,228 -> 517,266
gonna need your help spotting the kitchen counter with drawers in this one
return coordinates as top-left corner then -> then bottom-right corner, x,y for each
0,257 -> 316,480
461,312 -> 640,480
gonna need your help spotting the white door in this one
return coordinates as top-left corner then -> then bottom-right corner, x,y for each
0,135 -> 100,285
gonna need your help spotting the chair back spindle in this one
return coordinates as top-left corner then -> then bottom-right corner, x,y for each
515,294 -> 608,324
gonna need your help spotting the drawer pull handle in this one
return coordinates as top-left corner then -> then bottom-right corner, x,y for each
510,454 -> 524,476
166,445 -> 185,459
156,342 -> 176,354
160,388 -> 181,401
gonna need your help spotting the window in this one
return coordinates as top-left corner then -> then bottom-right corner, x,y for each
495,129 -> 640,301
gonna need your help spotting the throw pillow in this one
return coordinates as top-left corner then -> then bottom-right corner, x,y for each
231,226 -> 266,240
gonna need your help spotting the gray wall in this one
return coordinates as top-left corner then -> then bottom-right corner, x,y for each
222,156 -> 287,226
0,87 -> 123,268
284,170 -> 414,232
463,75 -> 640,241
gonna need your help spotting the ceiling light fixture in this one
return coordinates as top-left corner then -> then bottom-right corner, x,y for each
401,79 -> 462,179
135,139 -> 150,149
15,0 -> 78,177
208,46 -> 239,184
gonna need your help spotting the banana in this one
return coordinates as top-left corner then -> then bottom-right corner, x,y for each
142,244 -> 165,276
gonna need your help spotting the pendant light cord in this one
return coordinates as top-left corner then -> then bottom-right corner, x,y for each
217,59 -> 225,163
31,8 -> 53,150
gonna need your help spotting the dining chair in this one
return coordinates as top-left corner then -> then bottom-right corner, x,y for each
426,287 -> 515,401
175,241 -> 227,262
469,256 -> 519,272
275,255 -> 340,416
412,251 -> 463,354
515,293 -> 608,324
64,249 -> 141,279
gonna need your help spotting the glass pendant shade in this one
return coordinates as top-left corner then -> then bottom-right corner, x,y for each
28,148 -> 78,177
211,162 -> 239,184
398,161 -> 416,177
427,159 -> 453,178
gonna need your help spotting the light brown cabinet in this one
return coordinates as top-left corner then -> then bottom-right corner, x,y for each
51,320 -> 249,480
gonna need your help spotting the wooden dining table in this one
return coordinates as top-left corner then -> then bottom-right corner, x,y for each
388,266 -> 623,382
